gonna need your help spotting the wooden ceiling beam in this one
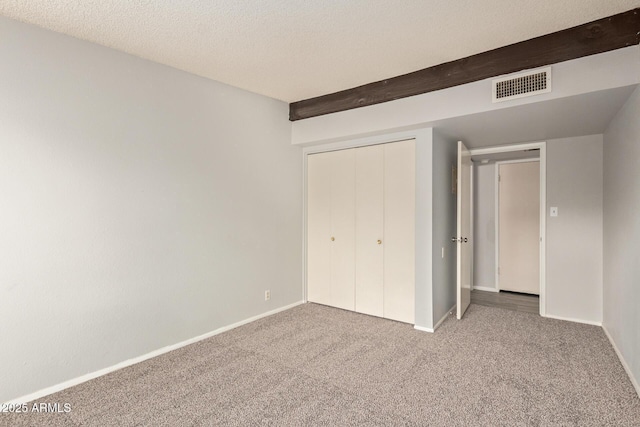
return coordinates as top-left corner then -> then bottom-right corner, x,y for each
289,8 -> 640,121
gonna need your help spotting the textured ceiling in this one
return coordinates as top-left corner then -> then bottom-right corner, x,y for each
1,1 -> 639,102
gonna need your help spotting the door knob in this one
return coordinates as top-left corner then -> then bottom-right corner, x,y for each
331,237 -> 335,241
463,237 -> 468,243
377,240 -> 382,245
451,237 -> 459,243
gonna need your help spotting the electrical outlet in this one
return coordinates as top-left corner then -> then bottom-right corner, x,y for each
265,290 -> 271,301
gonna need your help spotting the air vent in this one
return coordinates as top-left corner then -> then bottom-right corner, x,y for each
492,67 -> 551,103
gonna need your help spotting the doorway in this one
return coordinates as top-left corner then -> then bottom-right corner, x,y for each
468,142 -> 546,316
497,160 -> 540,295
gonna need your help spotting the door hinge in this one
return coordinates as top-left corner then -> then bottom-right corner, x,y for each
498,174 -> 501,182
497,266 -> 500,274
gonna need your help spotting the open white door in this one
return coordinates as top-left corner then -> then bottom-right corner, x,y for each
456,141 -> 472,319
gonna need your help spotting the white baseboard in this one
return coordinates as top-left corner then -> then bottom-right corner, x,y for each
542,313 -> 602,327
414,303 -> 457,334
434,303 -> 457,331
473,286 -> 498,293
602,325 -> 640,398
4,301 -> 304,405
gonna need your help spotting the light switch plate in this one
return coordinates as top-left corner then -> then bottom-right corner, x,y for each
550,207 -> 558,217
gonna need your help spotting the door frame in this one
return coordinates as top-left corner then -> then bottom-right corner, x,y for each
495,158 -> 541,294
456,141 -> 472,319
469,141 -> 547,316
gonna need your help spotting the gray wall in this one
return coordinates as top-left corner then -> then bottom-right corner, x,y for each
431,133 -> 457,325
473,163 -> 496,290
414,129 -> 434,330
546,135 -> 603,323
603,86 -> 640,392
0,17 -> 302,402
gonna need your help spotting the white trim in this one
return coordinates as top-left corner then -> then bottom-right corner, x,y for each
603,325 -> 640,398
4,301 -> 305,405
414,304 -> 457,333
302,128 -> 431,156
302,153 -> 308,303
539,143 -> 547,317
494,163 -> 500,292
496,158 -> 541,165
469,142 -> 544,156
470,163 -> 475,290
542,313 -> 602,326
435,303 -> 457,331
473,286 -> 498,293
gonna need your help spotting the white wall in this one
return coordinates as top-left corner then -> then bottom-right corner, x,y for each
603,86 -> 640,394
0,17 -> 302,402
473,164 -> 496,290
546,135 -> 603,324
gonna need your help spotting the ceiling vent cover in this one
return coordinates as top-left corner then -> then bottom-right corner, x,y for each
492,67 -> 551,103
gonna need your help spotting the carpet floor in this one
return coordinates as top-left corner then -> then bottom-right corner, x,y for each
3,303 -> 639,426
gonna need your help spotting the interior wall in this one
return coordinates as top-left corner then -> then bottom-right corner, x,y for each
472,163 -> 496,291
546,135 -> 603,324
0,17 -> 301,403
603,85 -> 640,394
471,136 -> 602,324
413,129 -> 434,330
431,132 -> 457,325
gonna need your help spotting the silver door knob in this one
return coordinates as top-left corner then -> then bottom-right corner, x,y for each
452,237 -> 459,243
463,237 -> 468,243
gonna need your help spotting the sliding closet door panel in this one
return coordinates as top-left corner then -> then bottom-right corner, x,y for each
329,149 -> 356,310
307,152 -> 332,305
355,145 -> 384,317
383,140 -> 416,323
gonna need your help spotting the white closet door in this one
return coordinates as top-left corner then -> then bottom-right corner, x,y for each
355,145 -> 384,317
329,149 -> 356,310
383,140 -> 415,323
307,152 -> 332,305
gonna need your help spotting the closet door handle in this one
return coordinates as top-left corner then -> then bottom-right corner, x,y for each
377,240 -> 382,245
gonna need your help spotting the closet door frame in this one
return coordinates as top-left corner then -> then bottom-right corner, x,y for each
302,127 -> 433,329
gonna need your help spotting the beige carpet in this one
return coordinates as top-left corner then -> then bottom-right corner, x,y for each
3,303 -> 639,426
